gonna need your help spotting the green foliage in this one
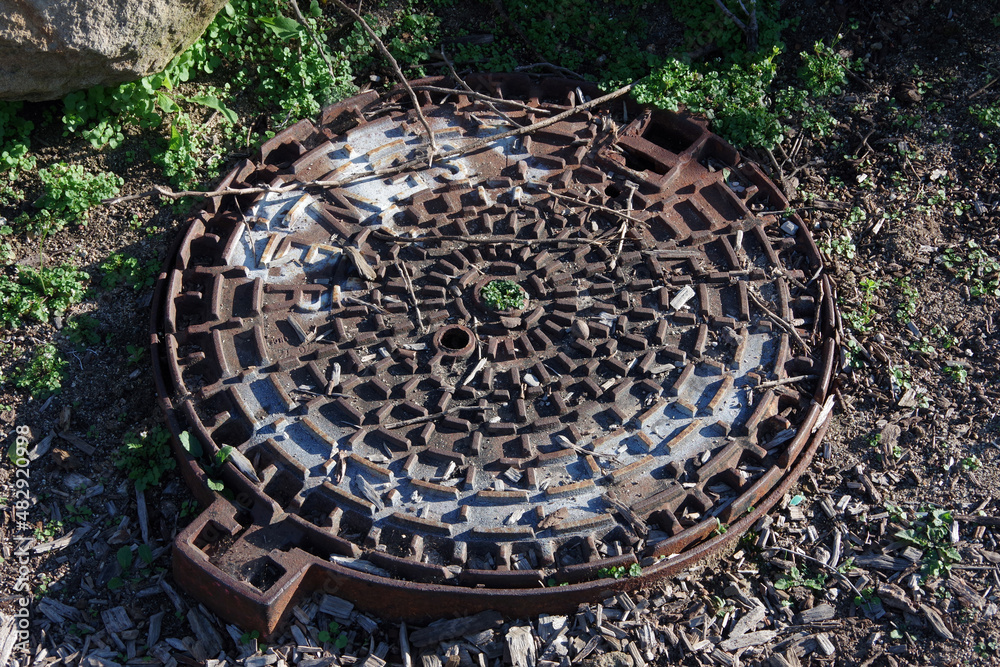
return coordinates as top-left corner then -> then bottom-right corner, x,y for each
108,543 -> 158,592
453,0 -> 654,86
597,563 -> 642,579
34,163 -> 123,230
317,621 -> 348,647
0,263 -> 89,327
775,565 -> 827,591
798,38 -> 856,97
943,363 -> 968,384
820,232 -> 856,260
896,508 -> 962,579
970,103 -> 1000,132
481,279 -> 525,310
635,48 -> 788,149
114,425 -> 177,491
0,102 -> 36,208
10,342 -> 67,398
894,277 -> 919,322
64,502 -> 93,525
205,0 -> 358,122
65,314 -> 103,348
939,241 -> 1000,298
100,252 -> 159,291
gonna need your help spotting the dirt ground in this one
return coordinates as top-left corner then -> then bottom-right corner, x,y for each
2,0 -> 1000,665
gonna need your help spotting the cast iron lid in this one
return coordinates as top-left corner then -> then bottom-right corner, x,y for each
151,74 -> 838,630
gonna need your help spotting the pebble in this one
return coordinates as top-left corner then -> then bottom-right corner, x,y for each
572,319 -> 590,340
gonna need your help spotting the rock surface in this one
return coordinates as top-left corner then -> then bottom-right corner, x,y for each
0,0 -> 228,101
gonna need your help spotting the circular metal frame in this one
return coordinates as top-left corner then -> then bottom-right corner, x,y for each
151,74 -> 839,635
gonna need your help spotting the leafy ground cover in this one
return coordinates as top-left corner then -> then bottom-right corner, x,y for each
1,0 -> 999,664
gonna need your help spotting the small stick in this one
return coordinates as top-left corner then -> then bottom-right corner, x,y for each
103,83 -> 637,206
755,374 -> 817,389
286,0 -> 340,86
513,62 -> 587,81
437,49 -> 526,125
374,229 -> 614,248
746,288 -> 811,354
970,76 -> 999,99
385,405 -> 488,430
609,184 -> 637,270
411,84 -> 536,120
329,0 -> 438,165
396,260 -> 425,333
530,185 -> 647,226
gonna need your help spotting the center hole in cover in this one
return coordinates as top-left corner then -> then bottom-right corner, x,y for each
441,327 -> 471,350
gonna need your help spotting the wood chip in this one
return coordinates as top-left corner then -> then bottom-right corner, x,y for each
0,614 -> 17,667
719,630 -> 777,651
410,611 -> 504,647
186,608 -> 223,657
399,622 -> 412,667
32,525 -> 91,554
319,595 -> 355,619
729,605 -> 766,638
506,625 -> 536,667
919,604 -> 954,640
136,488 -> 150,546
796,604 -> 835,624
945,576 -> 986,609
101,606 -> 133,635
572,636 -> 600,663
876,583 -> 917,614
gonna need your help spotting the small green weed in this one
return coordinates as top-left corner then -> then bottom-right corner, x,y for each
114,426 -> 177,491
908,337 -> 934,357
820,232 -> 856,260
894,277 -> 919,322
65,314 -> 103,349
775,565 -> 827,591
798,36 -> 858,97
939,241 -> 1000,297
126,344 -> 145,366
34,519 -> 63,542
896,508 -> 961,579
970,104 -> 1000,132
598,563 -> 643,579
10,343 -> 67,398
179,499 -> 199,518
64,502 -> 94,525
0,263 -> 90,327
32,163 -> 123,232
961,455 -> 981,472
108,543 -> 156,591
481,279 -> 525,310
100,253 -> 159,291
943,363 -> 968,383
317,621 -> 348,648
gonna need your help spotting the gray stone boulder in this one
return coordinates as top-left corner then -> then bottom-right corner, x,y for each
0,0 -> 229,102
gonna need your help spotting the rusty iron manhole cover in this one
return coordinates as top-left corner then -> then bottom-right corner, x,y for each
151,74 -> 838,634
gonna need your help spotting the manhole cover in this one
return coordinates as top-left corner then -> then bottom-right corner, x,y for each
152,74 -> 838,633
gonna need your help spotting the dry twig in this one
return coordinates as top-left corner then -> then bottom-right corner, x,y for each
103,83 -> 636,207
374,230 -> 614,248
329,0 -> 438,165
746,287 -> 811,354
286,0 -> 340,86
385,405 -> 488,430
395,260 -> 425,332
436,49 -> 525,126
